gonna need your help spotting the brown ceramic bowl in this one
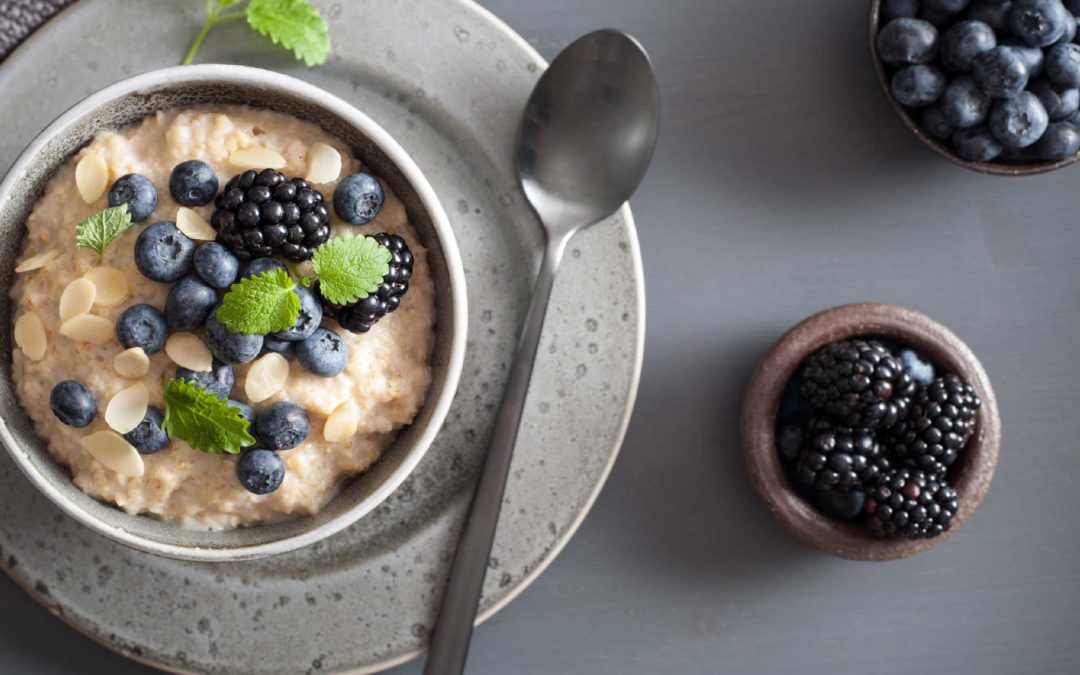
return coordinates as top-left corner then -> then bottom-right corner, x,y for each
741,303 -> 1001,561
868,0 -> 1080,176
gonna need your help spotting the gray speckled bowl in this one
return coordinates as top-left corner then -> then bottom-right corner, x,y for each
0,64 -> 467,562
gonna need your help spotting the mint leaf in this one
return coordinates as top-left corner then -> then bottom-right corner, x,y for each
216,268 -> 300,335
246,0 -> 331,67
75,204 -> 133,261
310,235 -> 392,305
162,378 -> 255,455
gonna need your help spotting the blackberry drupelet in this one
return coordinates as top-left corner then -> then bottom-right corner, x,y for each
800,339 -> 915,430
321,233 -> 414,333
889,373 -> 981,476
795,418 -> 891,492
864,469 -> 958,539
211,169 -> 331,262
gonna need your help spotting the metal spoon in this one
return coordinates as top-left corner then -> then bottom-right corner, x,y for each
424,29 -> 659,675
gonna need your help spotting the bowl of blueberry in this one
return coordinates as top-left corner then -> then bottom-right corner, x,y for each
871,0 -> 1080,174
741,303 -> 1001,561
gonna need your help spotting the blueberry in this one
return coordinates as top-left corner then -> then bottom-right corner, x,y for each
968,1 -> 1014,33
115,303 -> 168,354
228,400 -> 256,427
1009,0 -> 1072,47
238,256 -> 287,281
176,359 -> 235,399
261,335 -> 296,357
107,173 -> 157,222
333,173 -> 385,224
168,160 -> 219,207
1029,77 -> 1080,119
1058,11 -> 1078,42
952,125 -> 1005,159
990,91 -> 1050,147
891,64 -> 947,106
941,21 -> 997,73
972,46 -> 1031,97
193,242 -> 239,289
941,76 -> 992,127
254,401 -> 310,451
204,313 -> 263,365
776,424 -> 803,464
269,286 -> 322,342
134,221 -> 195,282
295,327 -> 349,377
165,274 -> 218,331
920,104 -> 956,139
898,348 -> 936,386
883,0 -> 920,19
49,380 -> 96,428
1046,42 -> 1080,86
920,6 -> 955,26
813,489 -> 867,521
1034,120 -> 1080,157
876,18 -> 940,66
236,448 -> 285,495
124,406 -> 169,454
925,0 -> 972,13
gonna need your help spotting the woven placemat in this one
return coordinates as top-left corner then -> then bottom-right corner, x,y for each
0,0 -> 74,60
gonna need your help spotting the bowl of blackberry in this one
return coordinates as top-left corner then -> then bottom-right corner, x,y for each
871,0 -> 1080,175
742,303 -> 1001,561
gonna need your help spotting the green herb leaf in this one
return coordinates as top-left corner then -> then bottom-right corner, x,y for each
246,0 -> 331,67
216,268 -> 301,335
75,204 -> 133,261
162,378 -> 255,455
310,235 -> 392,305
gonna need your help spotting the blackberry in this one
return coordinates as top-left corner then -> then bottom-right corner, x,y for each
320,233 -> 414,333
889,374 -> 981,476
864,469 -> 958,539
800,339 -> 915,430
794,419 -> 891,492
211,169 -> 330,262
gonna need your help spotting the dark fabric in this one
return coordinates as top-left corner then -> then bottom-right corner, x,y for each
0,0 -> 75,60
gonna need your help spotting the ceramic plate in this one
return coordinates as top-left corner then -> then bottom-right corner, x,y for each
0,1 -> 644,672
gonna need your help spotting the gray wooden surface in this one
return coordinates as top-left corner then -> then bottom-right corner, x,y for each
2,0 -> 1079,673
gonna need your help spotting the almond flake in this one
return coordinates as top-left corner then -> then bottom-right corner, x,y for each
83,266 -> 129,307
13,312 -> 47,361
229,146 -> 286,170
59,278 -> 97,322
105,383 -> 149,434
59,314 -> 114,344
75,154 -> 110,204
245,352 -> 289,403
114,347 -> 150,379
165,332 -> 212,372
14,249 -> 58,273
80,430 -> 144,477
323,403 -> 358,443
176,207 -> 216,241
305,143 -> 342,184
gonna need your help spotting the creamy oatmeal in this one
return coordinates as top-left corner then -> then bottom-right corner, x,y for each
10,106 -> 435,529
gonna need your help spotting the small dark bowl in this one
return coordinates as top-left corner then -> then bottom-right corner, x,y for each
741,303 -> 1001,561
868,0 -> 1080,176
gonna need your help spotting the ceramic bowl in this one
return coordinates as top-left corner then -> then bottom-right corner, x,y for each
0,65 -> 467,562
868,0 -> 1080,176
741,303 -> 1001,561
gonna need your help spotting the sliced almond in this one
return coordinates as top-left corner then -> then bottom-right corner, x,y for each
165,332 -> 212,372
79,430 -> 144,477
75,154 -> 110,204
176,207 -> 217,241
245,352 -> 289,403
323,403 -> 358,443
13,312 -> 47,361
14,249 -> 58,273
114,347 -> 150,379
305,142 -> 342,184
229,146 -> 286,170
82,266 -> 129,307
105,383 -> 149,434
59,278 -> 97,322
59,314 -> 114,345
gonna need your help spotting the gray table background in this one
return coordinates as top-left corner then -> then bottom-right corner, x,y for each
2,0 -> 1079,673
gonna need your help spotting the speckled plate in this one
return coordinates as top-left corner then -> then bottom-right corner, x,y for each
0,1 -> 643,673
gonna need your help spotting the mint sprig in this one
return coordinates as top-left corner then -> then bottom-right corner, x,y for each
75,204 -> 133,262
216,268 -> 301,335
310,235 -> 392,305
162,378 -> 255,455
183,0 -> 330,67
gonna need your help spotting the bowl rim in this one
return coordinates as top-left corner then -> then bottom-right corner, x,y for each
867,0 -> 1080,176
0,64 -> 468,562
741,302 -> 1001,561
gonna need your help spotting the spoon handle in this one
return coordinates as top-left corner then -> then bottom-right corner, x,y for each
425,234 -> 569,675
